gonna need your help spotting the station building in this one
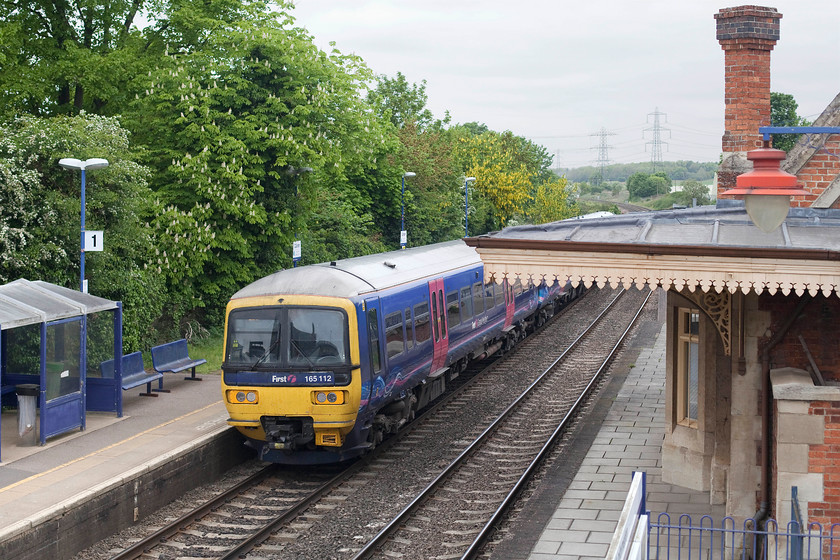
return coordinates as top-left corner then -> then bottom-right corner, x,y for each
467,5 -> 840,527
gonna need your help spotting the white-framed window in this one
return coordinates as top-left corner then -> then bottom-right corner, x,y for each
677,308 -> 700,428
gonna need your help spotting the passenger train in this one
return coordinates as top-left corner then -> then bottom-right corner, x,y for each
221,240 -> 578,464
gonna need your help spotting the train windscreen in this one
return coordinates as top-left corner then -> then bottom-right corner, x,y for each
226,306 -> 349,369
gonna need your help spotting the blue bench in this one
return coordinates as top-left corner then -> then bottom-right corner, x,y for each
151,339 -> 206,382
100,351 -> 164,397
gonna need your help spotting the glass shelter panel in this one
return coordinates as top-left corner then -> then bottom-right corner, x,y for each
46,319 -> 82,400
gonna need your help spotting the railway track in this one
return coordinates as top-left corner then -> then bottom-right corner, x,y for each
101,286 -> 648,560
353,287 -> 650,559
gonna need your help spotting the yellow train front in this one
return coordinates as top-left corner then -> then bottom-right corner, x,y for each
223,288 -> 365,464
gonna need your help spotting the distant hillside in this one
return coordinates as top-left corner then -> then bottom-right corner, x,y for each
557,161 -> 717,183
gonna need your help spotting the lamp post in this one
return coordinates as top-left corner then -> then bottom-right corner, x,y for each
721,146 -> 807,232
463,177 -> 476,237
401,171 -> 416,249
287,166 -> 313,267
58,157 -> 109,293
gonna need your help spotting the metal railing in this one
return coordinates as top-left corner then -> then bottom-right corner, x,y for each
609,473 -> 840,560
648,514 -> 840,560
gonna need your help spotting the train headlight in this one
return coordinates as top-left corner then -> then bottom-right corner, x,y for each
229,390 -> 258,404
313,391 -> 344,405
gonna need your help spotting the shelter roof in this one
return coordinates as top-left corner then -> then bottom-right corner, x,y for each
466,203 -> 840,297
0,279 -> 119,330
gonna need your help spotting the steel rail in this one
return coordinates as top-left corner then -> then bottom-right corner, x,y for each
108,464 -> 280,560
351,288 -> 638,560
461,288 -> 652,559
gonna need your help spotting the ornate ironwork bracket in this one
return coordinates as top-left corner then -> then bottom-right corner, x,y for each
681,289 -> 731,356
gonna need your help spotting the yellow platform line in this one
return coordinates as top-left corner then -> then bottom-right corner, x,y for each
0,402 -> 221,493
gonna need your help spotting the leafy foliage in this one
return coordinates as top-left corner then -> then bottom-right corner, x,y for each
770,92 -> 811,153
0,113 -> 162,350
562,161 -> 716,183
627,171 -> 672,200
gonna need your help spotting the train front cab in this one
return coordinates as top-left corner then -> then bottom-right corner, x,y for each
222,294 -> 367,463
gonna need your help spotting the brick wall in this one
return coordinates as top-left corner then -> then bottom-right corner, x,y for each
759,293 -> 840,383
807,401 -> 840,526
790,135 -> 840,208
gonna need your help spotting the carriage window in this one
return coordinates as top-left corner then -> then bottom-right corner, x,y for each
513,278 -> 524,295
385,311 -> 404,359
446,291 -> 460,327
495,282 -> 505,306
414,302 -> 430,343
484,283 -> 495,310
438,289 -> 447,339
472,282 -> 484,315
367,308 -> 381,374
431,293 -> 440,342
460,286 -> 473,320
405,307 -> 415,350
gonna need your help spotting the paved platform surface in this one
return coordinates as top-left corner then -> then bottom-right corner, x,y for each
0,373 -> 230,541
525,322 -> 725,560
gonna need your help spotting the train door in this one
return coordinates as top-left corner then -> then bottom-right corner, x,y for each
503,279 -> 515,329
364,297 -> 386,408
427,278 -> 448,374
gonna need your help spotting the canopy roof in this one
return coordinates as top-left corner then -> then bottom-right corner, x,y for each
0,279 -> 118,330
466,203 -> 840,297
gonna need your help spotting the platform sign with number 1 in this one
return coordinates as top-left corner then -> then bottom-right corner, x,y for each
84,230 -> 104,252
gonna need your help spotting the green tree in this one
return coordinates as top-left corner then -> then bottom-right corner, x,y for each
368,72 -> 436,130
128,4 -> 394,323
679,180 -> 712,206
528,176 -> 579,224
770,92 -> 810,153
0,113 -> 162,350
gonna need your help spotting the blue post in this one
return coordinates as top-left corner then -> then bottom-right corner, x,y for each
400,172 -> 414,249
463,177 -> 475,237
401,175 -> 406,249
80,169 -> 86,292
463,177 -> 476,238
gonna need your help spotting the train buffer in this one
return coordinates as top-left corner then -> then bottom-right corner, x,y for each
100,351 -> 164,397
151,339 -> 207,384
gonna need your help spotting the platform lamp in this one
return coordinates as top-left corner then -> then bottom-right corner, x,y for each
400,171 -> 416,249
58,157 -> 109,293
463,177 -> 476,237
721,145 -> 808,233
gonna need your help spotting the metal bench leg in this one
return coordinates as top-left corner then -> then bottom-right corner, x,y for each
139,381 -> 159,397
184,366 -> 202,381
153,376 -> 170,394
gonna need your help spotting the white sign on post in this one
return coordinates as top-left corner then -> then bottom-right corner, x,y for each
400,230 -> 407,246
292,240 -> 302,260
84,230 -> 104,251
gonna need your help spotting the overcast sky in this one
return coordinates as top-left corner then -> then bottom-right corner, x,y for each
289,1 -> 839,168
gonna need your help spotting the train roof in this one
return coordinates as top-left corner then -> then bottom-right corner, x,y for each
230,240 -> 481,300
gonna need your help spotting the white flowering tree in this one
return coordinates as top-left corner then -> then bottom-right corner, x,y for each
0,114 -> 163,350
127,4 -> 398,321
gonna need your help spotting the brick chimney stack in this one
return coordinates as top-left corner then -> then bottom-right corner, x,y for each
715,5 -> 781,197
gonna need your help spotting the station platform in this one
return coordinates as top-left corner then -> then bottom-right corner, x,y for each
0,373 -> 245,559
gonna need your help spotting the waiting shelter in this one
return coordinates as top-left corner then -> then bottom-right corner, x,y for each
0,279 -> 123,459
